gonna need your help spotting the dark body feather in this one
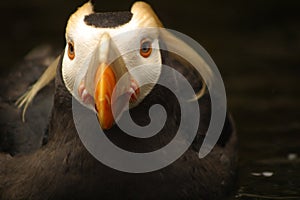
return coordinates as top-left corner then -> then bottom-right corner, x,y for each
0,46 -> 237,200
0,46 -> 58,155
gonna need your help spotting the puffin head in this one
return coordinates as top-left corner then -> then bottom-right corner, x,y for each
60,1 -> 214,131
62,2 -> 163,129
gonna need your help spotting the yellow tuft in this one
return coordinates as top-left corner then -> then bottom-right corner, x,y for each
15,56 -> 60,122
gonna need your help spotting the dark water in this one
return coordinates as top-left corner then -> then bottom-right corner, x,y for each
1,0 -> 300,199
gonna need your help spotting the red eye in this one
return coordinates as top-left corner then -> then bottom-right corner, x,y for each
68,42 -> 75,60
140,39 -> 152,58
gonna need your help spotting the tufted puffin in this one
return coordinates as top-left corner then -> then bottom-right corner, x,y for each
0,1 -> 237,200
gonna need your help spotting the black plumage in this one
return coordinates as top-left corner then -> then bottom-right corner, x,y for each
0,45 -> 237,199
84,12 -> 133,28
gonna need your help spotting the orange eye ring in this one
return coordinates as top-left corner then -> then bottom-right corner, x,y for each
68,42 -> 75,60
140,39 -> 152,58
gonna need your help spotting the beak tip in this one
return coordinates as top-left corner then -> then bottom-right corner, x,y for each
98,120 -> 110,130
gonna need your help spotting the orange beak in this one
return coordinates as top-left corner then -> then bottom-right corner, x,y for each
94,63 -> 116,130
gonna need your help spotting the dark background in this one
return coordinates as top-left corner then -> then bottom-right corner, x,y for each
1,0 -> 300,199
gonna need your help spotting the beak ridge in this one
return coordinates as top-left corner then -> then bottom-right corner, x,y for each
85,33 -> 131,130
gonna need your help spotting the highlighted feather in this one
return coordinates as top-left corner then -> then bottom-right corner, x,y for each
160,29 -> 212,100
131,2 -> 163,28
15,56 -> 60,121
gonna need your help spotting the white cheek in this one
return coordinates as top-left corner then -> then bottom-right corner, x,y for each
62,30 -> 101,93
128,49 -> 162,107
62,48 -> 77,94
